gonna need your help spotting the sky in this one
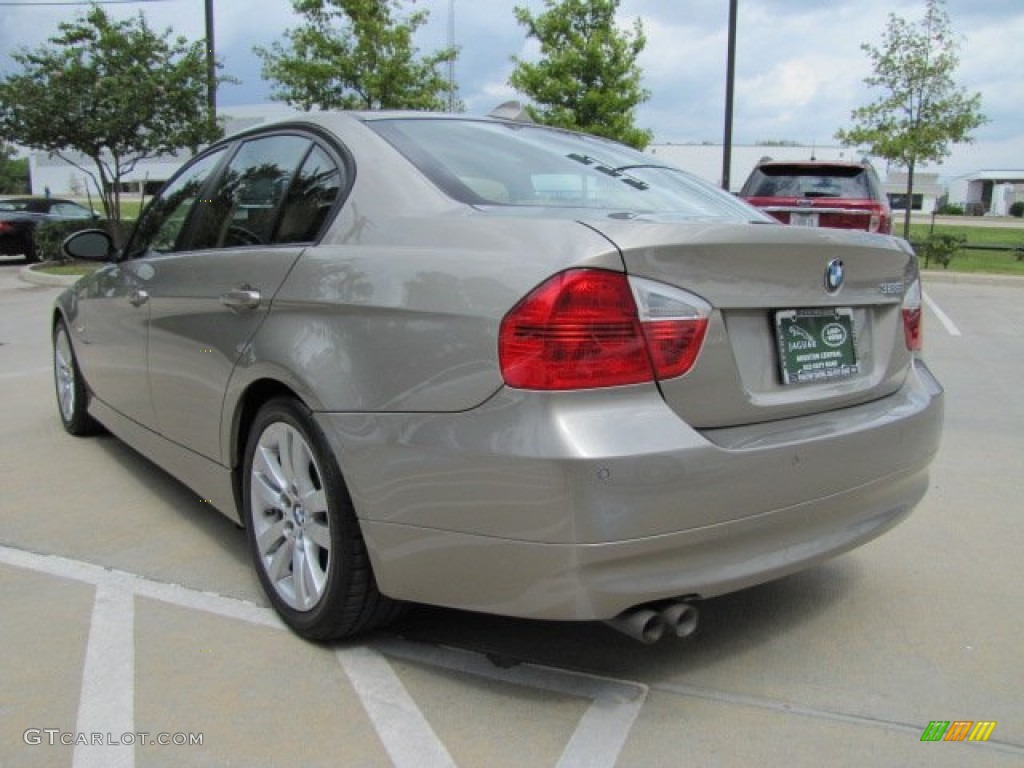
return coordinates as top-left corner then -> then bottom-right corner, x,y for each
1,0 -> 1022,179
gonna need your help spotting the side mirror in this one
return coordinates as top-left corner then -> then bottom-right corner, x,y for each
62,229 -> 115,262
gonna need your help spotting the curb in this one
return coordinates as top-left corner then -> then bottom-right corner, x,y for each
18,264 -> 82,287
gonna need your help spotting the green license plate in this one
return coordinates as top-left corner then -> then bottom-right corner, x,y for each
775,308 -> 859,385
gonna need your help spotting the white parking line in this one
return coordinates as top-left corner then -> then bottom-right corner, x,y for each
338,646 -> 456,768
0,545 -> 646,768
373,637 -> 647,768
73,584 -> 135,768
923,291 -> 962,337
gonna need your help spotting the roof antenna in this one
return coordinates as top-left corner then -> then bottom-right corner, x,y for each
810,141 -> 817,162
488,101 -> 534,123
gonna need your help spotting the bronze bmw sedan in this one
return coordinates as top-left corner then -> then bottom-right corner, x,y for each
52,113 -> 943,642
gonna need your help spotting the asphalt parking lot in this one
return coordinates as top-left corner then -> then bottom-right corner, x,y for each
1,258 -> 1022,768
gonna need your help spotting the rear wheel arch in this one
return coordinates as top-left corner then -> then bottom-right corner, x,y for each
229,378 -> 304,515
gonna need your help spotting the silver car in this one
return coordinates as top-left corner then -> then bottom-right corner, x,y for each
53,112 -> 943,643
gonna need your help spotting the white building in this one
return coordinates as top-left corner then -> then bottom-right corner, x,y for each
28,104 -> 300,198
946,171 -> 1024,216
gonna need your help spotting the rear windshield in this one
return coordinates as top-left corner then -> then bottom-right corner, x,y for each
741,165 -> 873,199
368,118 -> 757,221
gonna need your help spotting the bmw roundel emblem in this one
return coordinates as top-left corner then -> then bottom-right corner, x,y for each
824,259 -> 845,294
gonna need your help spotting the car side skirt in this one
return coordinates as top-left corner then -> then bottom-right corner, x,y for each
88,398 -> 240,524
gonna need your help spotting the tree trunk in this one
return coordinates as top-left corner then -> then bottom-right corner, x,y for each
902,158 -> 915,240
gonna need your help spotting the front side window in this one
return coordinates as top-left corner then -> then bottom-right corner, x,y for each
190,134 -> 313,249
129,148 -> 227,256
51,202 -> 94,219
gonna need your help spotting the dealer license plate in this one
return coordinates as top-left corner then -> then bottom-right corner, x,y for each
776,308 -> 859,385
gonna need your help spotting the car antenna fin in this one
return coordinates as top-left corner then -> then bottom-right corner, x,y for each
488,101 -> 534,123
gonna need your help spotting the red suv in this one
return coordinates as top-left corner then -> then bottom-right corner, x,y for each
740,159 -> 892,235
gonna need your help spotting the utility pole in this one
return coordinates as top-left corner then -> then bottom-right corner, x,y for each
721,0 -> 737,191
205,0 -> 216,125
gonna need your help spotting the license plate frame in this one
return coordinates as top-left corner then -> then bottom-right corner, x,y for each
775,308 -> 859,385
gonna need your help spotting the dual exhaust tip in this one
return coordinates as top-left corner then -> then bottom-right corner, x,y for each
604,600 -> 699,644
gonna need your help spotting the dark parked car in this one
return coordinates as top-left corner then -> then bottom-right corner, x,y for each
53,113 -> 942,642
740,159 -> 893,234
0,196 -> 98,262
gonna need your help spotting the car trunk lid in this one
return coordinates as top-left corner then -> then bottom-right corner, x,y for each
584,217 -> 916,428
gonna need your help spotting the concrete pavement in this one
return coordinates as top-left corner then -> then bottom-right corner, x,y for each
1,259 -> 1021,767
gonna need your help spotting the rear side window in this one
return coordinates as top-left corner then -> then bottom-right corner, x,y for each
276,145 -> 343,244
741,165 -> 873,199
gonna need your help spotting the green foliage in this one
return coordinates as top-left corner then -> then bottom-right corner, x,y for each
916,232 -> 965,269
0,144 -> 29,193
33,218 -> 133,263
256,0 -> 457,111
936,202 -> 964,215
835,0 -> 985,238
509,0 -> 652,149
1009,201 -> 1024,218
0,6 -> 223,223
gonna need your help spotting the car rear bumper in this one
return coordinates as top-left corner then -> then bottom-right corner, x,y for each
316,360 -> 943,620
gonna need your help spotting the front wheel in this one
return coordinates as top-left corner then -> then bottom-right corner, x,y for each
53,320 -> 101,436
242,397 -> 402,640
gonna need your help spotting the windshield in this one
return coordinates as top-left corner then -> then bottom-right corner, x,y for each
368,118 -> 758,221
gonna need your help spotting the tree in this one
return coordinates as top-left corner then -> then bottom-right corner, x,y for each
256,0 -> 457,111
835,0 -> 984,238
0,144 -> 29,194
508,0 -> 651,149
0,6 -> 223,224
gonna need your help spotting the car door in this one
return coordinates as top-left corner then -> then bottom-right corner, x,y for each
75,148 -> 227,428
142,132 -> 343,463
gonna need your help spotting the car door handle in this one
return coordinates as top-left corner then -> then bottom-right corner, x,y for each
129,289 -> 149,307
219,287 -> 262,310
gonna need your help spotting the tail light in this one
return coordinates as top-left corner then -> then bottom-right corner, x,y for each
499,269 -> 709,390
902,261 -> 923,351
0,221 -> 13,234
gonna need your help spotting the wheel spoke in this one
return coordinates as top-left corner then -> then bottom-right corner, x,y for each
305,516 -> 331,550
255,442 -> 288,496
292,542 -> 310,608
266,536 -> 294,584
302,487 -> 328,515
256,517 -> 288,557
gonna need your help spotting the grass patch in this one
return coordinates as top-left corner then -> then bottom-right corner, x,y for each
909,223 -> 1024,275
35,261 -> 99,276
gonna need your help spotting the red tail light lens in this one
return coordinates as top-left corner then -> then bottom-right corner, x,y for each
499,269 -> 709,390
902,271 -> 923,351
0,221 -> 13,234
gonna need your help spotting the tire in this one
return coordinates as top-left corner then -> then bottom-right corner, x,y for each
23,236 -> 38,264
242,397 -> 402,640
53,320 -> 101,436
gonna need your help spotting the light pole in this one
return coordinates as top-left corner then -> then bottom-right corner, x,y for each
205,0 -> 216,124
721,0 -> 737,191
